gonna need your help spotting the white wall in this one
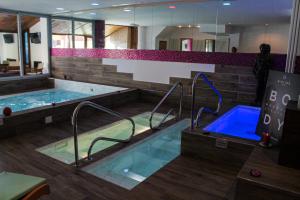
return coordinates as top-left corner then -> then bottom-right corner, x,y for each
238,24 -> 290,54
229,33 -> 240,50
0,33 -> 19,64
143,26 -> 165,50
29,18 -> 49,73
138,26 -> 147,49
102,58 -> 215,84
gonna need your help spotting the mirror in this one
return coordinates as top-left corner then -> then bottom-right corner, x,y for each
56,0 -> 293,54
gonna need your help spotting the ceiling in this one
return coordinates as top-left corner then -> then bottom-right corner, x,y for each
0,0 -> 187,14
0,0 -> 293,27
58,0 -> 293,26
0,13 -> 39,32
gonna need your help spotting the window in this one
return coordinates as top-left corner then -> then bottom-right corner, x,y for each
74,21 -> 93,49
52,19 -> 93,49
52,19 -> 73,48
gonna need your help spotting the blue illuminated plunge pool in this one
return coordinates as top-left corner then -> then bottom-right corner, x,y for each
203,105 -> 261,141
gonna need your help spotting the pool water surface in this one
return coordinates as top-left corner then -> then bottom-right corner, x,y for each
203,105 -> 261,141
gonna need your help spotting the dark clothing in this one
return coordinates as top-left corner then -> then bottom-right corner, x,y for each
253,54 -> 272,105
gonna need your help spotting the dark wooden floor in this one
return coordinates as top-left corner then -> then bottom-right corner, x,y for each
0,102 -> 240,200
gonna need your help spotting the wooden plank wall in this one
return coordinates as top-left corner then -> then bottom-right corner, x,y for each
0,76 -> 53,95
51,56 -> 257,105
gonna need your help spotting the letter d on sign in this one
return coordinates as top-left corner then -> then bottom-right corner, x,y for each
264,114 -> 271,125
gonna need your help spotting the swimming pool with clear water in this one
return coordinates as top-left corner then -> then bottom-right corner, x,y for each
37,112 -> 175,164
83,119 -> 190,190
0,85 -> 125,114
203,105 -> 261,141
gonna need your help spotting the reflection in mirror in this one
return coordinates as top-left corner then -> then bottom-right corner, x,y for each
52,19 -> 73,48
22,15 -> 49,75
56,0 -> 293,54
217,0 -> 293,54
105,24 -> 137,49
74,21 -> 93,49
0,12 -> 20,78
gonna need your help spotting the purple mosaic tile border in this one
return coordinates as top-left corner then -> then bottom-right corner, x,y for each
51,48 -> 299,72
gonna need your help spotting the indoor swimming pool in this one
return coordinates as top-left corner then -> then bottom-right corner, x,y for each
83,119 -> 190,190
37,112 -> 174,164
0,79 -> 126,114
203,105 -> 261,141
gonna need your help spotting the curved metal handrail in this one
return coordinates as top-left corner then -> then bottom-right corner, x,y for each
149,82 -> 183,130
191,72 -> 223,129
72,101 -> 135,167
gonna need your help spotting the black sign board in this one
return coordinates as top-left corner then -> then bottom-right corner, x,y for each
256,70 -> 300,142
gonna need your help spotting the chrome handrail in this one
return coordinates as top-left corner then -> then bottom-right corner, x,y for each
71,101 -> 135,167
191,72 -> 223,130
149,82 -> 183,130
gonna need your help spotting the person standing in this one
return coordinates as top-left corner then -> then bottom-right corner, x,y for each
253,43 -> 273,106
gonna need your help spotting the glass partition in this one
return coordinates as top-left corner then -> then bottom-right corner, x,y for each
0,12 -> 20,78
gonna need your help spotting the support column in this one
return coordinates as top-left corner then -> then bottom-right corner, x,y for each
286,0 -> 300,73
17,14 -> 24,76
138,26 -> 146,50
94,20 -> 105,49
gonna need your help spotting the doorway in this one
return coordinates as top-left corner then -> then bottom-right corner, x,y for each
159,41 -> 167,50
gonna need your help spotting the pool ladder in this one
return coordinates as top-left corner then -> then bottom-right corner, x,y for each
190,72 -> 223,130
149,81 -> 183,130
71,101 -> 135,168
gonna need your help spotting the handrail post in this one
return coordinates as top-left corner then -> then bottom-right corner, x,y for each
71,101 -> 135,168
190,72 -> 223,130
149,82 -> 183,130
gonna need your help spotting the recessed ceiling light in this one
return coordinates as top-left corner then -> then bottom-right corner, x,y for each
56,8 -> 64,11
265,23 -> 269,26
112,3 -> 130,7
228,22 -> 232,25
169,5 -> 176,9
123,8 -> 132,12
74,11 -> 83,15
223,2 -> 232,6
90,12 -> 96,15
196,25 -> 201,28
91,3 -> 99,6
188,25 -> 192,28
178,25 -> 182,28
